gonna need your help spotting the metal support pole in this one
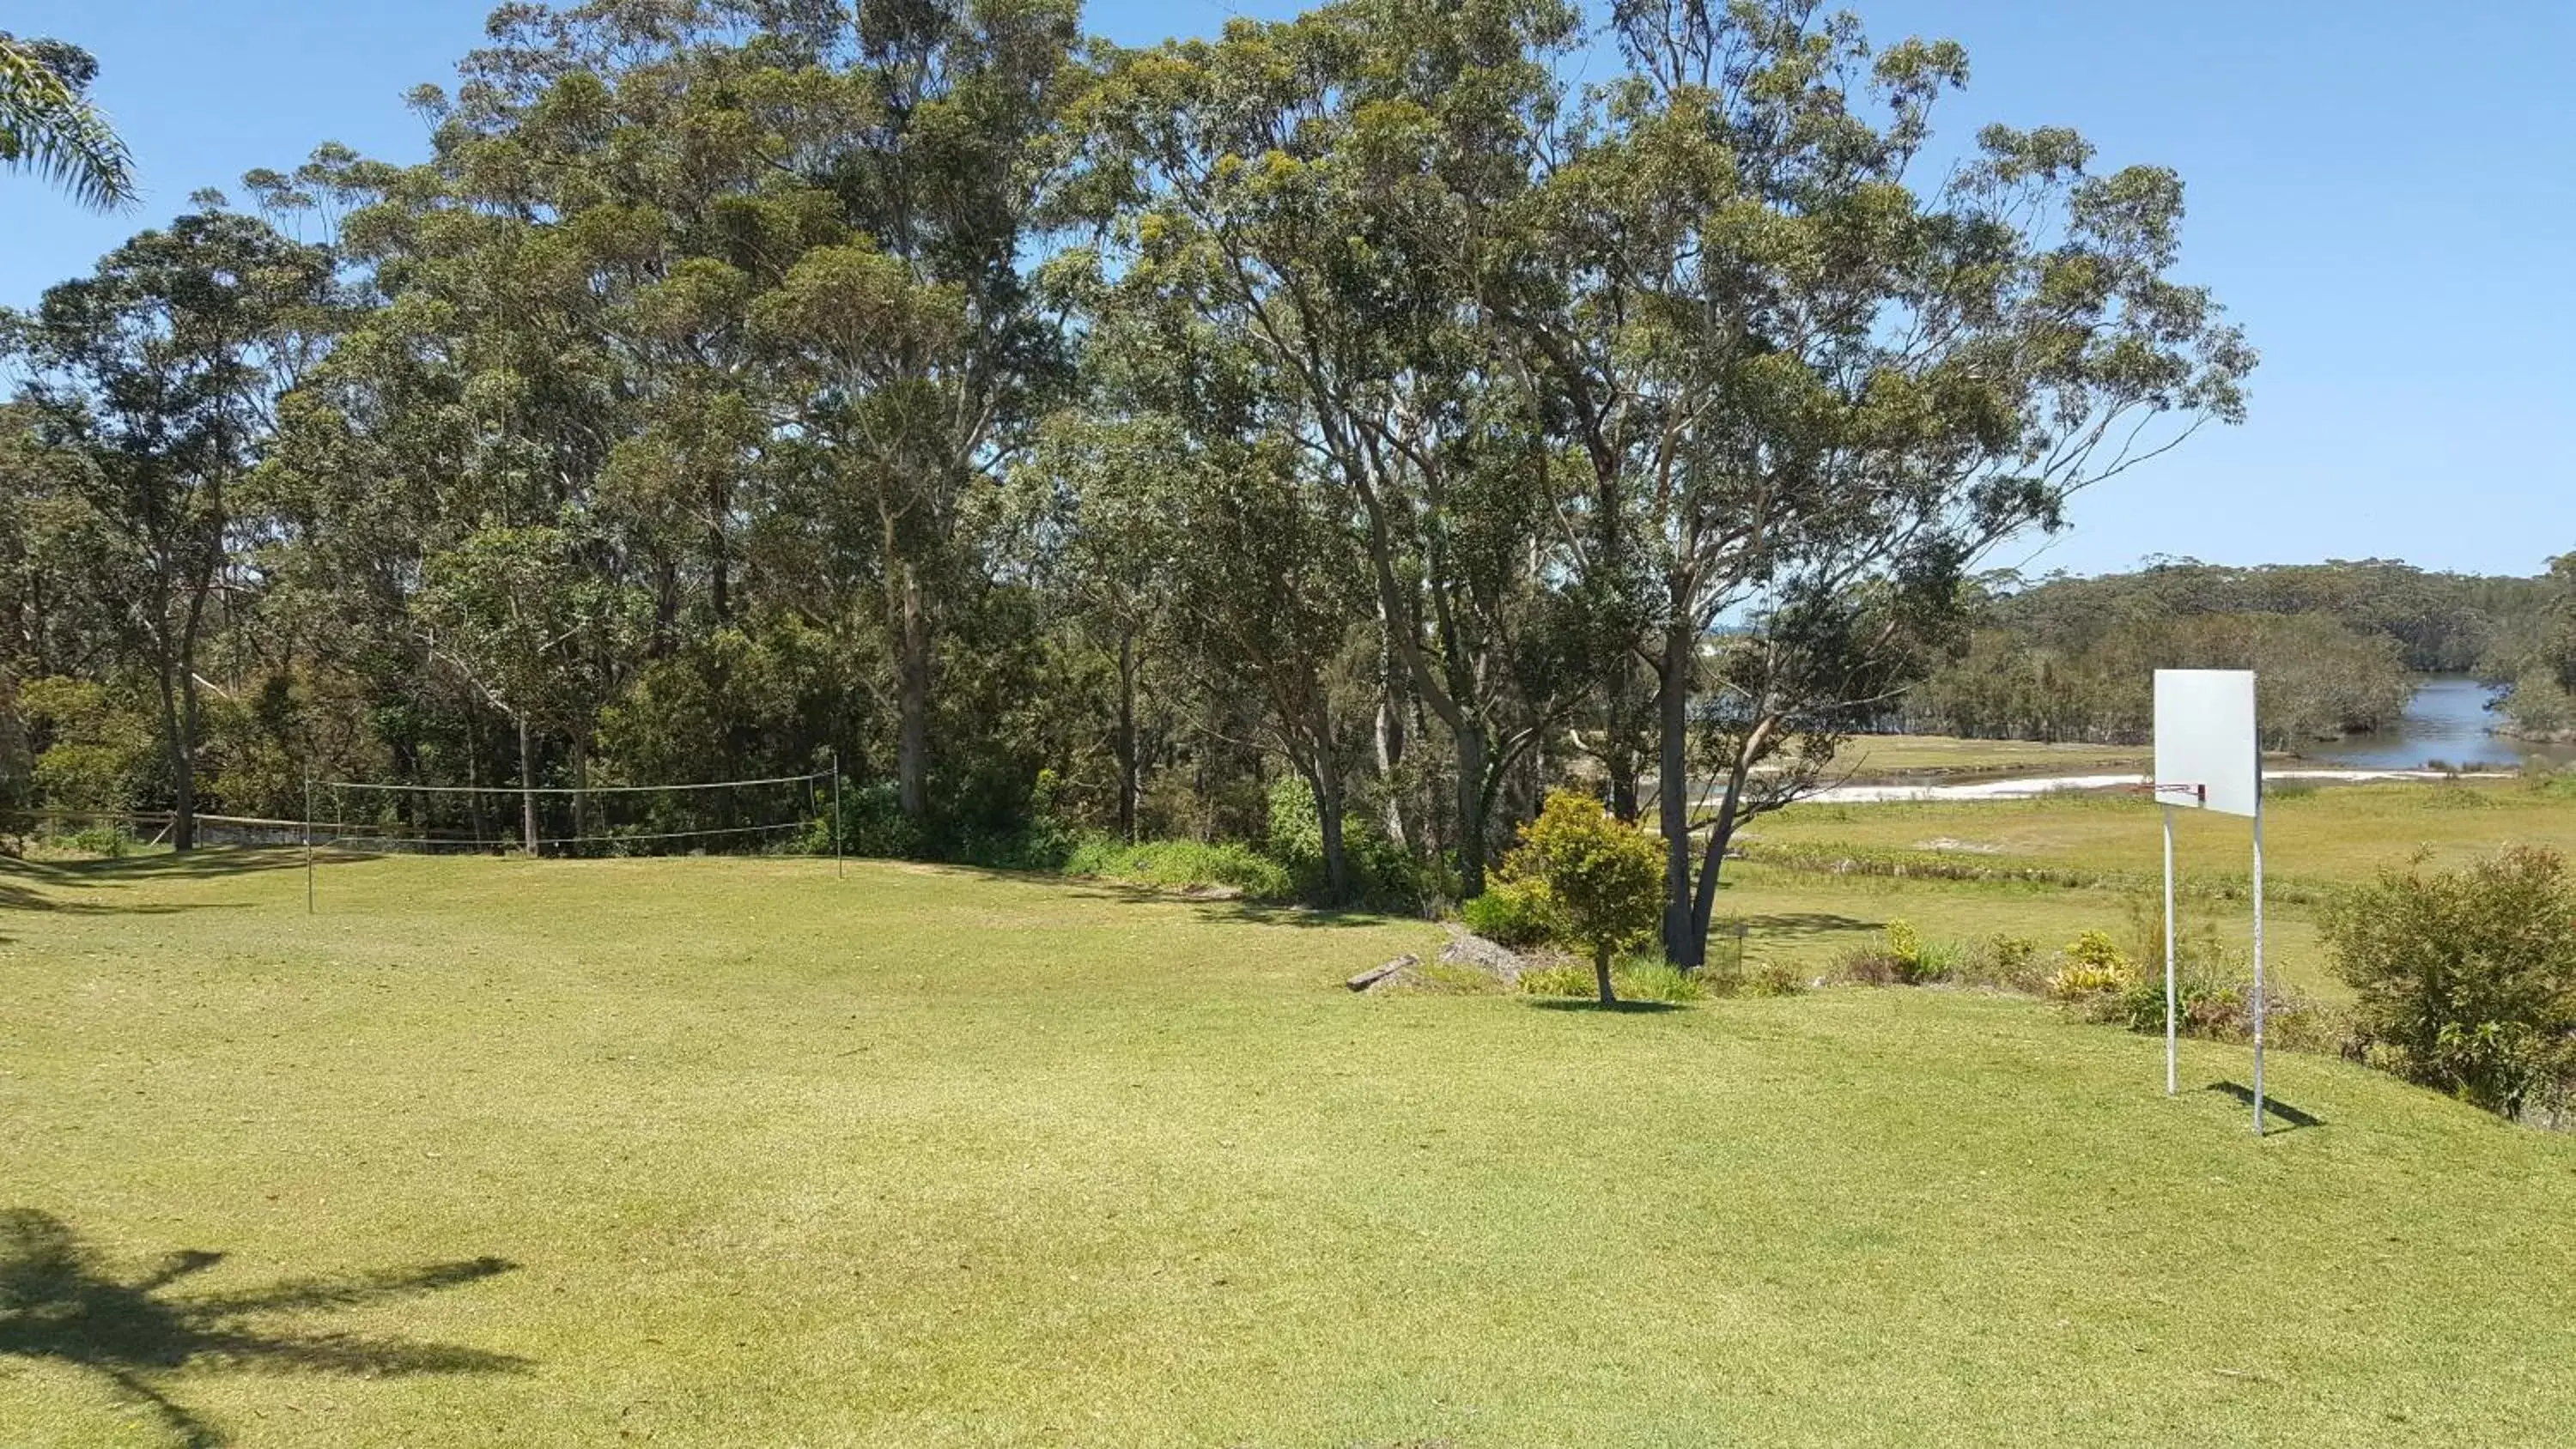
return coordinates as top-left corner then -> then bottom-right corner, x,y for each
2162,803 -> 2177,1096
830,749 -> 843,879
305,774 -> 315,915
2251,791 -> 2268,1137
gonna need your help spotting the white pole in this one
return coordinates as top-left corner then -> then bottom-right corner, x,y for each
2162,803 -> 2177,1096
2251,788 -> 2267,1137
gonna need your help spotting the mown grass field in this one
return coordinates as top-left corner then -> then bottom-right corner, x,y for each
1717,778 -> 2576,996
6,850 -> 2576,1446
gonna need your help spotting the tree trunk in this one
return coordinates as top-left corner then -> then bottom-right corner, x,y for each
168,670 -> 198,852
1656,621 -> 1698,967
518,714 -> 539,857
708,476 -> 731,622
1594,945 -> 1617,1005
465,712 -> 490,850
1115,626 -> 1139,843
1375,606 -> 1409,849
1685,753 -> 1759,968
1455,720 -> 1490,898
895,565 -> 932,824
1606,656 -> 1641,823
570,733 -> 589,857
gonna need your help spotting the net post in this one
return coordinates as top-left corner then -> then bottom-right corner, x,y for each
830,749 -> 843,879
2251,781 -> 2268,1137
2161,803 -> 2176,1096
305,773 -> 315,915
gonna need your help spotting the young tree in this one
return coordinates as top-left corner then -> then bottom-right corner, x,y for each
1499,790 -> 1666,1004
4,212 -> 337,848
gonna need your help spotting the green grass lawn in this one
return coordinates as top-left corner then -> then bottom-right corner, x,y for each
1748,779 -> 2576,899
6,851 -> 2575,1446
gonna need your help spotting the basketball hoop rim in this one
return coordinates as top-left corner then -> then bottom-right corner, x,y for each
2124,781 -> 2208,803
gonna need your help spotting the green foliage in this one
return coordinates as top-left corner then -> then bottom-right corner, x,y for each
828,781 -> 924,862
1498,792 -> 1667,1001
1910,609 -> 2409,747
2326,846 -> 2576,1118
17,676 -> 155,814
47,823 -> 131,858
1264,775 -> 1323,882
2047,931 -> 2138,997
1060,836 -> 1293,900
1459,878 -> 1561,949
0,34 -> 136,209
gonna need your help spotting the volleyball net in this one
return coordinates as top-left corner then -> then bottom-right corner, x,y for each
305,767 -> 837,860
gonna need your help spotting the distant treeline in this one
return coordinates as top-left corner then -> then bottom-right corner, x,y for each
1901,559 -> 2562,747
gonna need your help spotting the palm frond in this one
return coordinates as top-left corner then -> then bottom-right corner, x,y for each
0,39 -> 137,211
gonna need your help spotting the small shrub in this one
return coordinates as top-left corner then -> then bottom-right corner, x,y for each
1742,960 -> 1807,997
828,780 -> 920,860
1263,775 -> 1325,890
2327,846 -> 2576,1118
2528,769 -> 2576,802
1962,934 -> 2048,992
1829,944 -> 1903,987
52,825 -> 133,858
1061,837 -> 1294,900
1460,878 -> 1561,949
2046,930 -> 2137,998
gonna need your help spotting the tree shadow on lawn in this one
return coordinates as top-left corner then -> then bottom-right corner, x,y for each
0,1209 -> 527,1447
926,864 -> 1401,930
2205,1080 -> 2328,1132
1727,911 -> 1879,941
1,848 -> 376,916
1522,997 -> 1692,1016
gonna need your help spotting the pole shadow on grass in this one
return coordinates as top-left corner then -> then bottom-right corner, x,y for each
0,1209 -> 527,1448
1522,997 -> 1692,1015
2204,1080 -> 2327,1131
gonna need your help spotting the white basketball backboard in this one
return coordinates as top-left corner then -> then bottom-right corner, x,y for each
2154,669 -> 2259,817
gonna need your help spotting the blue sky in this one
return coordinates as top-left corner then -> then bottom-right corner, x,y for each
7,0 -> 2571,579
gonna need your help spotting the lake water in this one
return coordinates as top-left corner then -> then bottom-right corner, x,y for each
2299,675 -> 2576,772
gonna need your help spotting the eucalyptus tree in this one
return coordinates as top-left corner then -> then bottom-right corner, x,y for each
750,0 -> 1086,828
1500,0 -> 2254,964
3,212 -> 339,848
1080,0 -> 1589,893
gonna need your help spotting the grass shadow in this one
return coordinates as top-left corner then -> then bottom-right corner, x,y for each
0,1209 -> 527,1447
2,848 -> 380,917
2204,1080 -> 2327,1131
921,864 -> 1398,930
1729,912 -> 1877,935
1522,997 -> 1692,1015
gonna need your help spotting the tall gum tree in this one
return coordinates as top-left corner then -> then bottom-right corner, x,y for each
1082,0 -> 1588,894
1501,0 -> 2254,964
3,213 -> 337,850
